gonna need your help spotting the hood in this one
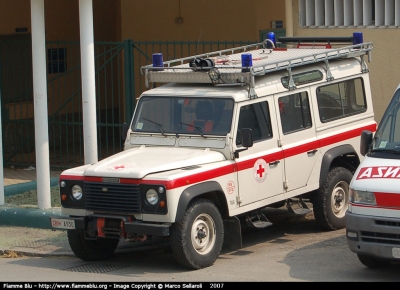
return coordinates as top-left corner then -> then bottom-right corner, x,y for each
83,146 -> 225,179
351,156 -> 400,193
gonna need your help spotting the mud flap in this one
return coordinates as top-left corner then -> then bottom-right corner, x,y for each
223,216 -> 242,251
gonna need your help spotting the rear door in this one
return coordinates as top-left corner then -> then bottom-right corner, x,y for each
274,89 -> 320,193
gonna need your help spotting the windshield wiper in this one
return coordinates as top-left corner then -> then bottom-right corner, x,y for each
142,118 -> 166,136
180,122 -> 206,138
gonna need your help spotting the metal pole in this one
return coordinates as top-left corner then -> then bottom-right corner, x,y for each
285,0 -> 294,37
79,0 -> 98,164
31,0 -> 51,209
0,53 -> 4,205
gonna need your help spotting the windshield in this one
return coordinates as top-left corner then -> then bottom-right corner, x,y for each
372,88 -> 400,153
131,96 -> 234,136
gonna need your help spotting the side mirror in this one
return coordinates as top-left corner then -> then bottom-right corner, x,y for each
122,123 -> 129,142
360,130 -> 373,156
240,128 -> 254,148
234,128 -> 253,158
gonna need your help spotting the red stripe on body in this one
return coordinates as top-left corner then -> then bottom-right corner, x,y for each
60,124 -> 376,190
375,192 -> 400,208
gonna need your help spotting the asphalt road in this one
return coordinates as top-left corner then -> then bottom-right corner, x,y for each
0,207 -> 399,282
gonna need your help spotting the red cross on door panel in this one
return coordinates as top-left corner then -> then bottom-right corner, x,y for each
253,159 -> 268,183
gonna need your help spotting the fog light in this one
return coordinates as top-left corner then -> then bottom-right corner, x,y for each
60,181 -> 66,188
347,231 -> 358,239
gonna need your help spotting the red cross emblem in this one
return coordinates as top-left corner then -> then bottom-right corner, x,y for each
253,159 -> 268,183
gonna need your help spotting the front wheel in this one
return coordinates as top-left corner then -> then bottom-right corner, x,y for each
67,229 -> 119,261
313,166 -> 352,231
170,198 -> 224,270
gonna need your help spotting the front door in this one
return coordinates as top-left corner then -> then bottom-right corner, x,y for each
235,97 -> 284,207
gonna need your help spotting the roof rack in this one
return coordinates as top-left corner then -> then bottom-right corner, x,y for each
141,35 -> 373,96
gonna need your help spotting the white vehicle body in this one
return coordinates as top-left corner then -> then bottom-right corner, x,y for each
51,34 -> 376,270
346,84 -> 400,268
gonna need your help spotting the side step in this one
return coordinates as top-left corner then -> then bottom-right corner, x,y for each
286,198 -> 312,215
245,211 -> 273,229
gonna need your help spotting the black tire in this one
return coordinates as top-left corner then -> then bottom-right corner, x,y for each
357,254 -> 391,268
67,229 -> 119,261
170,198 -> 224,270
313,166 -> 352,231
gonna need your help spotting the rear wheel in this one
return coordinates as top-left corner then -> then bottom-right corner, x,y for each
170,198 -> 224,270
67,229 -> 119,261
357,254 -> 391,268
313,167 -> 352,231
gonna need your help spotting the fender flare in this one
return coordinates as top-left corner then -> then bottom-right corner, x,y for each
319,144 -> 359,186
175,181 -> 226,222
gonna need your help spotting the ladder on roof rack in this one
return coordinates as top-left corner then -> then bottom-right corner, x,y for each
141,36 -> 373,95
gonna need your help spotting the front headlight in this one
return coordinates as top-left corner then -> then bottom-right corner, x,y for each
71,185 -> 83,200
350,189 -> 376,205
146,188 -> 159,205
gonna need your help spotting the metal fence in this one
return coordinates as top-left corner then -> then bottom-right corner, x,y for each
1,38 -> 256,170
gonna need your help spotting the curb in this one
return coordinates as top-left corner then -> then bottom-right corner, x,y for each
4,177 -> 59,196
0,206 -> 67,229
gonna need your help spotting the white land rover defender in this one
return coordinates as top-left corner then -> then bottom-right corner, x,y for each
51,32 -> 376,270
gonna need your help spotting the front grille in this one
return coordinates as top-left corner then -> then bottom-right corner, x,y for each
84,182 -> 141,214
360,231 -> 400,245
376,220 -> 400,227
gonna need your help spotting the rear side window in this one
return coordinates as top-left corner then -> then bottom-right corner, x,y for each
279,91 -> 312,134
317,78 -> 366,123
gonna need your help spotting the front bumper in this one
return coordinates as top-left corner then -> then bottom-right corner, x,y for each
50,215 -> 170,237
345,211 -> 400,261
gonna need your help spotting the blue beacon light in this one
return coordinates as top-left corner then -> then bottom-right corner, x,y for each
267,32 -> 276,48
353,32 -> 363,45
241,53 -> 253,72
152,53 -> 164,70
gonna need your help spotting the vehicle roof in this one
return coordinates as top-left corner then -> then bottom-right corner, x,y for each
140,57 -> 366,102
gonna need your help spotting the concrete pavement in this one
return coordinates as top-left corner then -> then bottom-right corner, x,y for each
0,168 -> 72,257
0,168 -> 170,258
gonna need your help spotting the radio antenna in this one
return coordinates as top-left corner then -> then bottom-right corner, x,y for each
194,27 -> 203,61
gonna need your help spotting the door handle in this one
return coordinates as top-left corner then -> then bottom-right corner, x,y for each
269,160 -> 280,166
307,149 -> 318,155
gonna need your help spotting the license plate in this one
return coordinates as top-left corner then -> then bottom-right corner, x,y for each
392,247 -> 400,259
51,218 -> 75,229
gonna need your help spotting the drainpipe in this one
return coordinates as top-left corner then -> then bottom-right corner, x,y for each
285,0 -> 294,37
79,0 -> 98,164
31,0 -> 51,210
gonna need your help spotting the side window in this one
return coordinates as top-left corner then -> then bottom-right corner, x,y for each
279,92 -> 312,134
317,78 -> 366,123
236,101 -> 272,146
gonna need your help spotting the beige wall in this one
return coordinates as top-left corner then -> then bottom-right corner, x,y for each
290,0 -> 399,123
0,0 -> 119,41
120,0 -> 286,41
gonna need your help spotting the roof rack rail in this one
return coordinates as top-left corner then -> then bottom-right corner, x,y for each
141,34 -> 373,95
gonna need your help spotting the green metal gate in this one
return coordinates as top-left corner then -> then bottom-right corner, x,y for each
1,39 -> 256,170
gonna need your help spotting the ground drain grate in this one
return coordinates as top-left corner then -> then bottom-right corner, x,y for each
13,241 -> 47,248
66,263 -> 128,273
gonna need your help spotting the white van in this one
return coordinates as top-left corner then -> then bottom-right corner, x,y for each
346,84 -> 400,268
